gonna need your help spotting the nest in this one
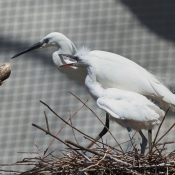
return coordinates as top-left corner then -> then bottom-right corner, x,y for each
1,92 -> 175,175
10,141 -> 175,175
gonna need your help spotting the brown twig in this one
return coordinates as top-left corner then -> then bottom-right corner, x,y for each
32,123 -> 91,162
155,123 -> 175,145
40,100 -> 123,153
156,141 -> 174,146
42,98 -> 89,158
68,91 -> 124,153
154,107 -> 170,142
69,110 -> 79,145
65,139 -> 131,166
33,139 -> 42,158
0,62 -> 11,85
44,111 -> 50,133
82,152 -> 107,171
147,107 -> 170,156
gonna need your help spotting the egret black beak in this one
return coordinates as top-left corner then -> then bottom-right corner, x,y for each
11,41 -> 44,59
59,54 -> 78,67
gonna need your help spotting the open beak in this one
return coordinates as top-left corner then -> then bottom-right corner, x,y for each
59,54 -> 78,67
11,41 -> 44,59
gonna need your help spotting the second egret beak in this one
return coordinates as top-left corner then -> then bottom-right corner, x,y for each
59,54 -> 78,67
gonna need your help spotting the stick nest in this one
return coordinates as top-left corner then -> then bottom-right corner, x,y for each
1,93 -> 175,175
12,144 -> 175,175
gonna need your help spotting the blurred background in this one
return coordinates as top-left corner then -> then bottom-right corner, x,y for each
0,0 -> 175,170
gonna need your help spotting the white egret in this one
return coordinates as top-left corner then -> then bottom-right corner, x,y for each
11,32 -> 175,110
11,32 -> 87,83
59,48 -> 165,154
11,32 -> 174,150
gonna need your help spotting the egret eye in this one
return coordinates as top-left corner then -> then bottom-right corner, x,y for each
44,38 -> 49,43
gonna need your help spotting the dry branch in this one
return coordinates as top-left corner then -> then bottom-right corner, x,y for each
0,62 -> 11,85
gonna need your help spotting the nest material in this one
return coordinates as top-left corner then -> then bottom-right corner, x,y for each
1,95 -> 175,175
3,141 -> 175,175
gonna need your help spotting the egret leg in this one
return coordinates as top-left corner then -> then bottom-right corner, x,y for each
139,130 -> 148,155
126,126 -> 133,152
148,129 -> 152,152
87,113 -> 109,148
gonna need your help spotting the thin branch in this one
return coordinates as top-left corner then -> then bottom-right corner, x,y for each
65,139 -> 131,166
69,110 -> 79,145
155,123 -> 175,145
154,107 -> 170,144
40,100 -> 123,153
44,111 -> 50,133
68,91 -> 124,153
32,123 -> 91,162
82,152 -> 107,171
156,141 -> 174,146
33,139 -> 42,158
147,107 -> 170,156
0,62 -> 11,85
42,98 -> 89,158
83,135 -> 101,148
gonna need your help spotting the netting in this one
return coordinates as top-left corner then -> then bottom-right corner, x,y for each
0,0 -> 175,171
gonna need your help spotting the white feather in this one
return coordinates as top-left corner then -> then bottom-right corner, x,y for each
74,46 -> 175,110
12,33 -> 175,110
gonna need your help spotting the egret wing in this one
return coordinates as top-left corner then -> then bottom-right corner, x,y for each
97,97 -> 161,122
90,51 -> 175,107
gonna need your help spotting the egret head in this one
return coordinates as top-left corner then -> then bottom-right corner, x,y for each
11,32 -> 76,59
59,47 -> 91,68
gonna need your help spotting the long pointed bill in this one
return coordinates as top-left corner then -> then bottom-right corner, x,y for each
11,41 -> 44,59
59,54 -> 78,67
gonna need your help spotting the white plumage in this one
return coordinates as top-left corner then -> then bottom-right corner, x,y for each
83,48 -> 175,110
97,95 -> 163,130
11,32 -> 175,111
60,48 -> 165,154
11,33 -> 172,153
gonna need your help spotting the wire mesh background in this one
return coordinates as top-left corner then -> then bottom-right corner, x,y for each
0,0 -> 175,169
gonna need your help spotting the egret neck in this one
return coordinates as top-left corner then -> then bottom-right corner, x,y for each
85,65 -> 104,100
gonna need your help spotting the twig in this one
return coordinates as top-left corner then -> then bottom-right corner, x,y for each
17,151 -> 38,154
0,62 -> 11,85
154,107 -> 170,143
42,98 -> 89,157
69,110 -> 79,145
82,152 -> 107,171
33,139 -> 42,158
83,135 -> 125,155
44,111 -> 50,133
32,123 -> 91,162
65,139 -> 131,166
156,141 -> 174,146
154,145 -> 163,159
83,135 -> 102,148
40,100 -> 123,153
147,108 -> 170,156
32,124 -> 72,150
155,123 -> 175,145
46,147 -> 67,157
68,91 -> 124,153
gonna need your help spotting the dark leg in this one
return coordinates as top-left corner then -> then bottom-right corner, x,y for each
148,129 -> 152,152
139,130 -> 148,155
87,113 -> 109,148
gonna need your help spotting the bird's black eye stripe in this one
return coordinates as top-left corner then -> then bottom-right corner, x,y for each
44,38 -> 49,43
